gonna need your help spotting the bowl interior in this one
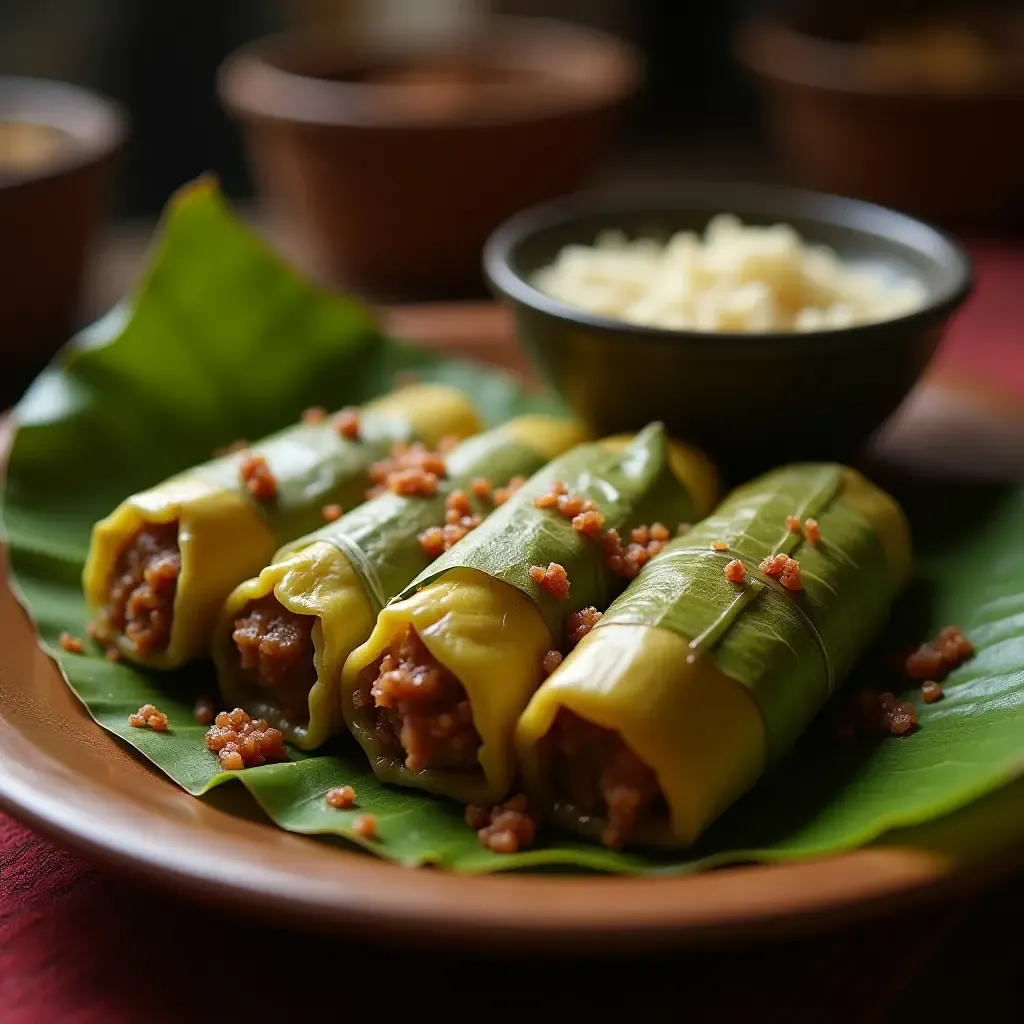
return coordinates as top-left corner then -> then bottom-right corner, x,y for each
0,77 -> 124,186
486,183 -> 972,345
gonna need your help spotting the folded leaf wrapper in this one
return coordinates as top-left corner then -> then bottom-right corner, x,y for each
517,464 -> 912,848
83,383 -> 480,669
212,415 -> 585,748
342,422 -> 719,805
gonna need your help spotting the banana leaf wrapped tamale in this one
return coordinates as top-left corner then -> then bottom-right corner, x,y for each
83,384 -> 480,669
342,422 -> 719,805
516,464 -> 911,849
211,416 -> 585,749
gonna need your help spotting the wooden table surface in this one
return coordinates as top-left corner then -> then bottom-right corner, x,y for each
3,251 -> 1024,1021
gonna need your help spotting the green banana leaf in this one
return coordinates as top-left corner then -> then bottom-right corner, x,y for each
3,177 -> 1024,874
395,422 -> 694,638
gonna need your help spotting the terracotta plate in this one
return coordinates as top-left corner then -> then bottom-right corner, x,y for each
2,305 -> 1024,950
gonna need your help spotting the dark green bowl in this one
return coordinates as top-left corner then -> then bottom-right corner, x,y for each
483,183 -> 972,476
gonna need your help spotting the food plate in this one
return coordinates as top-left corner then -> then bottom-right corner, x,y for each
2,183 -> 1024,947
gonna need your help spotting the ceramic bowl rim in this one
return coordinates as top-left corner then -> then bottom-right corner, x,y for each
0,76 -> 126,192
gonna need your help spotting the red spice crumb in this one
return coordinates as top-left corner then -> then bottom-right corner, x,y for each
905,645 -> 944,680
205,707 -> 287,769
465,804 -> 491,830
779,558 -> 804,592
888,701 -> 918,736
473,793 -> 539,854
724,559 -> 746,583
388,467 -> 439,497
556,493 -> 585,517
759,552 -> 789,579
333,408 -> 360,440
904,626 -> 973,682
572,509 -> 606,538
649,522 -> 670,542
471,477 -> 491,500
87,620 -> 111,644
193,696 -> 216,726
601,529 -> 622,554
239,452 -> 277,501
786,515 -> 802,533
530,562 -> 570,600
921,680 -> 944,704
630,525 -> 649,546
542,650 -> 563,676
128,703 -> 169,731
325,785 -> 357,809
322,503 -> 343,522
646,539 -> 666,558
352,814 -> 377,839
711,540 -> 728,552
301,406 -> 327,425
446,489 -> 472,518
494,475 -> 526,506
105,646 -> 121,663
567,607 -> 602,648
804,518 -> 821,544
59,632 -> 84,654
677,522 -> 691,536
937,625 -> 974,662
621,543 -> 650,581
418,526 -> 446,558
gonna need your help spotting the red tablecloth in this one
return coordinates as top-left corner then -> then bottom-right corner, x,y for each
1,245 -> 1022,1023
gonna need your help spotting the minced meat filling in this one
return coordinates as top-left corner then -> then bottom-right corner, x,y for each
232,596 -> 317,725
354,626 -> 481,774
547,709 -> 662,849
105,523 -> 181,654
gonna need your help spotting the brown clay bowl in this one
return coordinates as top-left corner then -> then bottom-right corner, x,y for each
217,17 -> 641,300
736,1 -> 1024,232
0,77 -> 125,401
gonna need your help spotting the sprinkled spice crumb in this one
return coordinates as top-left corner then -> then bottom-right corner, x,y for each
711,540 -> 728,552
471,477 -> 491,500
786,515 -> 802,533
446,489 -> 472,521
542,650 -> 563,676
921,680 -> 944,704
105,646 -> 121,663
724,559 -> 746,583
333,408 -> 360,440
758,552 -> 787,577
418,526 -> 446,558
677,522 -> 691,536
367,441 -> 448,499
779,558 -> 804,592
129,703 -> 168,731
87,620 -> 110,644
530,562 -> 570,600
205,707 -> 287,769
493,475 -> 526,506
621,543 -> 649,580
388,466 -> 439,497
468,793 -> 539,854
193,695 -> 216,726
301,406 -> 327,425
567,606 -> 602,648
322,503 -> 343,522
649,522 -> 670,542
804,518 -> 821,544
239,452 -> 277,501
59,632 -> 84,654
834,688 -> 919,742
905,625 -> 974,681
352,814 -> 377,839
325,785 -> 357,808
572,508 -> 606,538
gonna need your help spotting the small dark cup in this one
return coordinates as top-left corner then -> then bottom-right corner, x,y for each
484,184 -> 972,477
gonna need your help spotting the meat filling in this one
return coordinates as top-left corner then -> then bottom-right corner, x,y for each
547,709 -> 663,849
354,626 -> 481,774
105,523 -> 181,654
232,596 -> 317,725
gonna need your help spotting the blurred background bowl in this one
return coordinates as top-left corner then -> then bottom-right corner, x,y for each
736,0 -> 1024,232
0,77 -> 124,399
218,15 -> 641,301
484,184 -> 972,476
